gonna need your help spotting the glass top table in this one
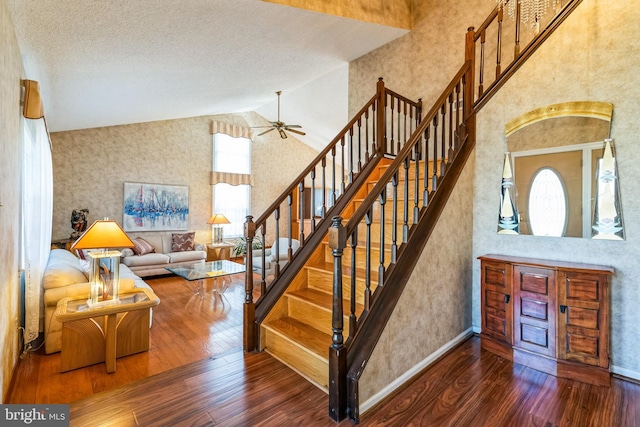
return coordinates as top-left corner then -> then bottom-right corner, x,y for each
166,260 -> 246,296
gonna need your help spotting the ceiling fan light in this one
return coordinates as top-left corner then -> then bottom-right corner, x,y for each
278,129 -> 287,139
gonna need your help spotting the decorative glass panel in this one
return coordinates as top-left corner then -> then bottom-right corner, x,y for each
528,168 -> 567,237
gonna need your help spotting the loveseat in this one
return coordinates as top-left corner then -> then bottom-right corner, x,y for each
121,232 -> 206,278
43,248 -> 151,354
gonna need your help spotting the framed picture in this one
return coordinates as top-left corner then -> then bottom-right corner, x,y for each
123,182 -> 189,231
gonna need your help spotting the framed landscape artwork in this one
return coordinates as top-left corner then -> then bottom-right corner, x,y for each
123,182 -> 189,231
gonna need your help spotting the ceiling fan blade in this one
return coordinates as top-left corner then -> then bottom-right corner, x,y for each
278,129 -> 288,139
285,125 -> 302,128
286,128 -> 306,136
258,128 -> 276,136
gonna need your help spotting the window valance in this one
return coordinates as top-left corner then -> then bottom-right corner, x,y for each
210,171 -> 254,187
210,120 -> 254,139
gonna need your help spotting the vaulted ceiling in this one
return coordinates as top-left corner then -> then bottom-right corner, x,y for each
8,0 -> 409,149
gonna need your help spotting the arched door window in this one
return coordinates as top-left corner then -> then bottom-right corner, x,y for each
528,168 -> 567,237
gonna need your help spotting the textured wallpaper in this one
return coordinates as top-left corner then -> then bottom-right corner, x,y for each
348,0 -> 492,405
50,111 -> 320,247
349,0 -> 640,408
473,0 -> 640,376
0,0 -> 25,401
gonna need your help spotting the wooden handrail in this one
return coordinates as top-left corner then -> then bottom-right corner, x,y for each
243,79 -> 422,352
344,62 -> 471,239
326,61 -> 472,421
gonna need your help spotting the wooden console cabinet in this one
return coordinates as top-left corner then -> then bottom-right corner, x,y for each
479,254 -> 613,386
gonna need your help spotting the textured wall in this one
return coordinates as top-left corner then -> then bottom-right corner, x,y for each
348,0 -> 492,405
473,0 -> 640,377
50,111 -> 319,245
349,0 -> 640,407
0,0 -> 24,402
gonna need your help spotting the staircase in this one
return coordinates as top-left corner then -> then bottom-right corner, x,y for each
242,0 -> 585,422
260,158 -> 395,389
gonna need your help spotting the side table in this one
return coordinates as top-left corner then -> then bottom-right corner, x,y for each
55,288 -> 160,373
206,242 -> 235,261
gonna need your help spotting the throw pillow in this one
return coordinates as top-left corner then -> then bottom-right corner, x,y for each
171,232 -> 195,252
132,237 -> 156,256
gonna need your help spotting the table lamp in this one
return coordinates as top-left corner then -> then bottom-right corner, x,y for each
208,214 -> 230,243
70,218 -> 135,306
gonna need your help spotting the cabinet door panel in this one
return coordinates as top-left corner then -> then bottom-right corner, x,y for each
558,271 -> 609,368
481,261 -> 513,344
566,306 -> 599,329
514,266 -> 556,357
520,323 -> 549,349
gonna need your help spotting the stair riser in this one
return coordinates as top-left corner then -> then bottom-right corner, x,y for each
287,296 -> 352,338
263,329 -> 329,389
377,160 -> 442,180
366,180 -> 425,199
352,198 -> 414,221
307,268 -> 377,305
322,244 -> 392,271
355,220 -> 407,245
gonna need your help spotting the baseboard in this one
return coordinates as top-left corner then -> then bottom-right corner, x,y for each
472,325 -> 481,334
359,327 -> 474,416
611,365 -> 640,383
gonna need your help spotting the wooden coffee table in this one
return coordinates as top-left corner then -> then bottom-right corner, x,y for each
55,288 -> 160,373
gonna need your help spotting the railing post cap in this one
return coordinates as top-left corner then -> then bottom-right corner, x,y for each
328,216 -> 346,250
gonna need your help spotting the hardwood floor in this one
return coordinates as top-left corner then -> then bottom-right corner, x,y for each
9,274 -> 640,426
68,335 -> 640,427
8,273 -> 253,404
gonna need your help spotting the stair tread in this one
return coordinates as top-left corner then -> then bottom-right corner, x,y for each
263,317 -> 331,359
288,288 -> 364,313
306,260 -> 377,279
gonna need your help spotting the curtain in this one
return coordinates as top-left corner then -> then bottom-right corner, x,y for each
211,121 -> 254,237
20,116 -> 53,348
210,120 -> 254,139
210,171 -> 254,186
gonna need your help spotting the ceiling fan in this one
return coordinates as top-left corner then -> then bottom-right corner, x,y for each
255,91 -> 305,139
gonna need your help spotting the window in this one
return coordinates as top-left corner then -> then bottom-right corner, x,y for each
213,133 -> 251,238
528,168 -> 567,237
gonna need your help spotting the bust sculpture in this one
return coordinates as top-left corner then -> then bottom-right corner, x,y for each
70,208 -> 89,240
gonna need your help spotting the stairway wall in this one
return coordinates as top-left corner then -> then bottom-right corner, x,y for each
473,0 -> 640,380
358,153 -> 475,404
345,0 -> 490,409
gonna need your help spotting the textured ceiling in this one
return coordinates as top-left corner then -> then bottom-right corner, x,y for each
7,0 -> 407,147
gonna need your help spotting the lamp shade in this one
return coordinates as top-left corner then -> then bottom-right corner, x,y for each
70,219 -> 135,250
207,214 -> 230,225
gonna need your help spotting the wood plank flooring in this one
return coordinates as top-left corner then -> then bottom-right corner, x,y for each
9,273 -> 640,426
68,336 -> 639,426
8,273 -> 254,404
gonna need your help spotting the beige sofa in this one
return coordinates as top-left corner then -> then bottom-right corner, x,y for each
43,248 -> 151,354
121,232 -> 206,278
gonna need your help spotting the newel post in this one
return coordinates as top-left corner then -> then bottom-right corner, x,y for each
464,27 -> 476,118
328,216 -> 347,422
243,215 -> 257,352
376,77 -> 386,156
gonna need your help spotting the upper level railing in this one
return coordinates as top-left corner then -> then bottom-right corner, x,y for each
472,0 -> 584,109
242,79 -> 422,351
